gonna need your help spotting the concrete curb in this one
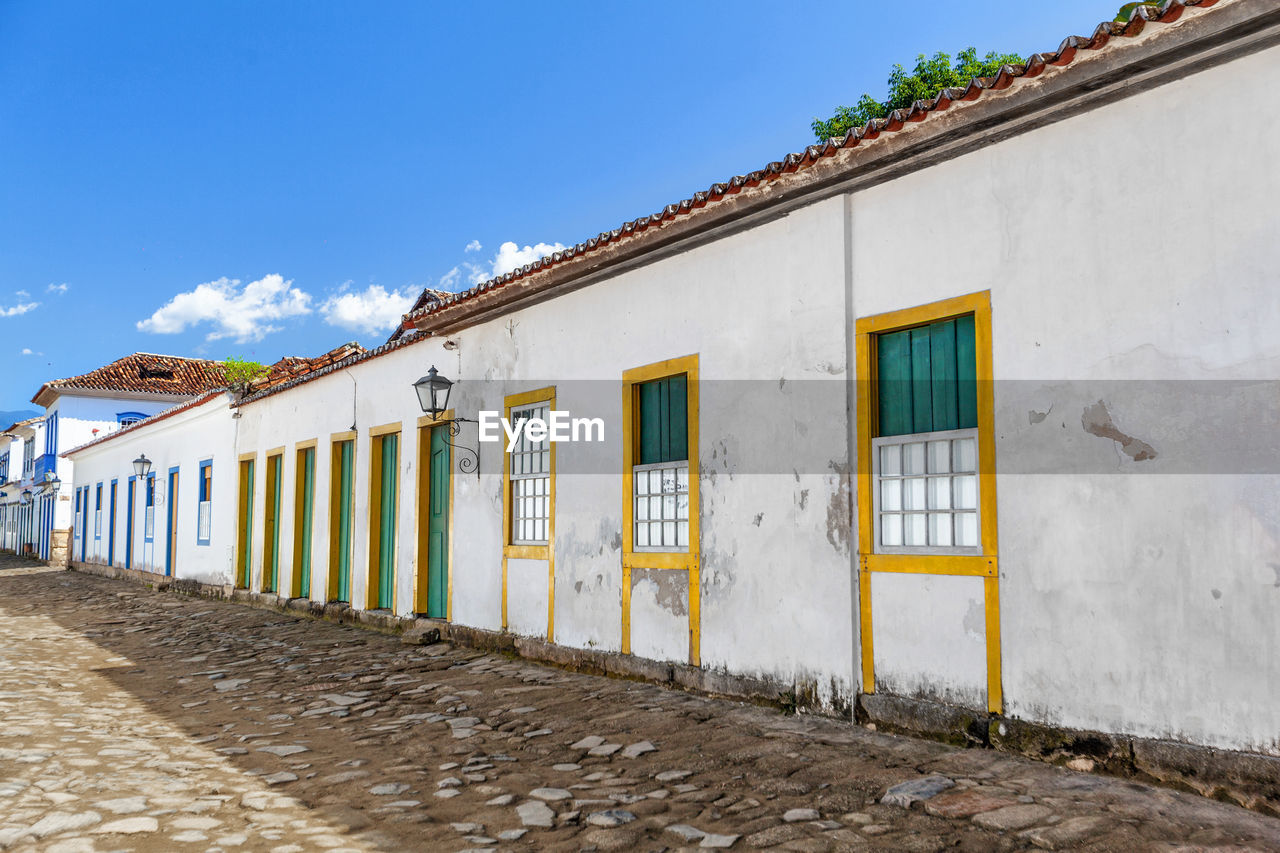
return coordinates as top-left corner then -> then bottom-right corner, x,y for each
67,559 -> 1280,817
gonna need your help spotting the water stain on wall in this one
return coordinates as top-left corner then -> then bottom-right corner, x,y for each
1081,400 -> 1158,462
633,567 -> 688,617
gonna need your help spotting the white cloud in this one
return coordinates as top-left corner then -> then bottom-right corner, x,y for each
438,266 -> 463,292
0,301 -> 38,317
136,274 -> 311,343
469,241 -> 567,285
20,348 -> 32,355
46,283 -> 68,294
320,283 -> 419,336
465,239 -> 482,253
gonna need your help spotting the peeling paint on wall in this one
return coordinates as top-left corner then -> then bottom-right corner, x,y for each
825,461 -> 851,554
633,567 -> 688,617
1081,400 -> 1158,462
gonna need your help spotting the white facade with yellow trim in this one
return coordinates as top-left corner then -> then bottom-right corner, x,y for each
61,2 -> 1280,761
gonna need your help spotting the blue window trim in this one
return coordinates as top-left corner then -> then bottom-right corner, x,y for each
165,465 -> 180,577
125,475 -> 136,569
117,411 -> 147,426
108,479 -> 118,565
196,459 -> 213,546
44,413 -> 58,455
79,486 -> 88,562
94,483 -> 102,540
144,473 -> 156,543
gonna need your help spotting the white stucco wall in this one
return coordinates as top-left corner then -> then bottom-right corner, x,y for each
127,19 -> 1280,757
851,42 -> 1280,752
65,394 -> 238,584
235,192 -> 857,707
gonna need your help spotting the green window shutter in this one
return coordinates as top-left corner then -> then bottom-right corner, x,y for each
877,330 -> 914,437
637,374 -> 689,465
638,380 -> 664,465
877,316 -> 977,437
955,314 -> 978,429
929,319 -> 959,431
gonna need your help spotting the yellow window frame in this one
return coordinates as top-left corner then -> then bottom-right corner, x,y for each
854,290 -> 1002,713
621,354 -> 700,665
501,387 -> 556,639
366,421 -> 402,612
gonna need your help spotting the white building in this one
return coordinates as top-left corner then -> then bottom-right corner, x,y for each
62,0 -> 1280,799
62,343 -> 365,582
64,391 -> 237,581
22,352 -> 226,562
0,416 -> 46,555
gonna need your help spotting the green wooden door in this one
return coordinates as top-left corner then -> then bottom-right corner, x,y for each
336,441 -> 353,602
239,461 -> 254,588
426,426 -> 450,618
265,455 -> 281,592
298,447 -> 314,597
377,434 -> 398,609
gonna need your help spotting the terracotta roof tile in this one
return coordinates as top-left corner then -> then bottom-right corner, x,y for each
244,0 -> 1239,407
400,0 -> 1227,329
252,342 -> 367,392
32,353 -> 227,406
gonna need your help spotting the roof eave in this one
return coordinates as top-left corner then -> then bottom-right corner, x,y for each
410,0 -> 1280,337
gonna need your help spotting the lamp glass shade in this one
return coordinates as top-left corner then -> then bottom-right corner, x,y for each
413,366 -> 452,418
132,454 -> 152,479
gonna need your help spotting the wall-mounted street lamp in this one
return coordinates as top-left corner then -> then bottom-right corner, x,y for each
133,454 -> 152,480
412,366 -> 478,474
41,471 -> 61,496
19,488 -> 32,505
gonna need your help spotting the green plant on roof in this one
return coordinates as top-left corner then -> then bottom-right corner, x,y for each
812,47 -> 1024,142
1114,2 -> 1155,23
222,356 -> 269,392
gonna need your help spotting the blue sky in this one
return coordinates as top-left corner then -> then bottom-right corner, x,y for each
0,0 -> 1122,412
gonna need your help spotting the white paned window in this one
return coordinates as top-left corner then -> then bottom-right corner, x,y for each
509,403 -> 550,545
144,506 -> 155,540
198,501 -> 212,541
873,429 -> 979,553
633,462 -> 690,551
94,510 -> 102,537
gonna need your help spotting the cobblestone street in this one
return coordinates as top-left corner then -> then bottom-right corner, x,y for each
1,558 -> 1278,852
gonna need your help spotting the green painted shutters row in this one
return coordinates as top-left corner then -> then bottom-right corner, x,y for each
637,374 -> 688,464
877,316 -> 977,437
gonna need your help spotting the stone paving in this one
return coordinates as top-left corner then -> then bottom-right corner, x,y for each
2,557 -> 1279,852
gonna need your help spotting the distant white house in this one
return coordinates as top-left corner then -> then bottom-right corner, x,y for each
62,343 -> 364,581
6,353 -> 228,562
0,416 -> 45,555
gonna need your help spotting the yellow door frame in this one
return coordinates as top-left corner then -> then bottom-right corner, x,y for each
854,291 -> 1002,713
501,387 -> 557,640
413,412 -> 454,620
621,354 -> 700,667
366,421 -> 403,611
327,430 -> 357,603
